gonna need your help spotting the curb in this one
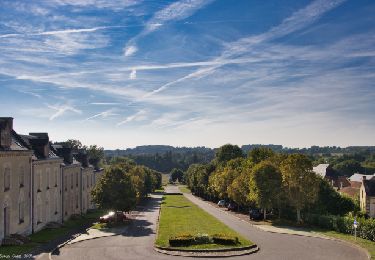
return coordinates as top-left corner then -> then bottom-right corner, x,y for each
154,244 -> 259,258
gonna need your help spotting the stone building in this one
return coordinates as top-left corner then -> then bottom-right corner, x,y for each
360,176 -> 375,218
52,146 -> 82,221
75,151 -> 95,213
0,118 -> 33,242
21,133 -> 63,232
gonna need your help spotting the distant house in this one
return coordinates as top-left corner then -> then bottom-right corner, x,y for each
313,164 -> 350,190
349,173 -> 375,182
313,164 -> 331,178
360,176 -> 375,218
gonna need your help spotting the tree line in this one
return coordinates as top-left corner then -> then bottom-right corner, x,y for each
184,144 -> 357,223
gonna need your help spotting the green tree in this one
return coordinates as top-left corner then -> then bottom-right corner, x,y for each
333,159 -> 363,176
280,154 -> 319,222
249,162 -> 282,220
91,165 -> 136,212
170,168 -> 184,182
215,144 -> 244,165
248,147 -> 275,164
87,145 -> 104,169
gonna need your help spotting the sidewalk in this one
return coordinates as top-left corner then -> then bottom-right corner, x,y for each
67,211 -> 139,244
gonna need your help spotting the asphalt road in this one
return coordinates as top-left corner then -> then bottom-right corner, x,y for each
51,186 -> 367,260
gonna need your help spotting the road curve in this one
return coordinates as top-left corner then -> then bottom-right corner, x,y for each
51,186 -> 367,260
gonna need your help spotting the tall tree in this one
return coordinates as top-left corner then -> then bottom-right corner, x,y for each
87,145 -> 104,169
215,144 -> 244,165
249,162 -> 282,220
248,147 -> 275,164
170,168 -> 184,182
91,165 -> 136,212
280,154 -> 319,222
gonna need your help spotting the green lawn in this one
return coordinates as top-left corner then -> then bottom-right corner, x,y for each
0,209 -> 105,257
155,194 -> 253,249
178,185 -> 191,193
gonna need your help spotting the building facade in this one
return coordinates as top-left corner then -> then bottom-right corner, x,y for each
0,118 -> 33,242
360,177 -> 375,218
21,133 -> 64,232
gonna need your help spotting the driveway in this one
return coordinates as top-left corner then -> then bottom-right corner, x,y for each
50,186 -> 368,260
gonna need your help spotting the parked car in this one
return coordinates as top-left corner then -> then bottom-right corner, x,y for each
227,202 -> 238,211
99,211 -> 127,223
249,208 -> 263,220
217,200 -> 226,207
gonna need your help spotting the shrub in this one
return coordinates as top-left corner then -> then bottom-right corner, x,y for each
169,234 -> 194,247
212,234 -> 239,245
194,233 -> 211,244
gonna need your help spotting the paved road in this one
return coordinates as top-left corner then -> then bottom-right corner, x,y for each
51,186 -> 367,260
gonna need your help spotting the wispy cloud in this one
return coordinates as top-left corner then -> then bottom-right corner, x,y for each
117,110 -> 147,126
47,104 -> 82,120
85,109 -> 118,121
129,69 -> 137,80
124,0 -> 214,56
144,0 -> 347,96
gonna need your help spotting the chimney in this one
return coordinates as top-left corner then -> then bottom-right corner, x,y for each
29,133 -> 50,158
0,117 -> 13,149
56,147 -> 73,164
363,175 -> 366,181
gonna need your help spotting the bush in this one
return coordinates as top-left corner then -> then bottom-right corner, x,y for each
169,234 -> 194,247
194,233 -> 211,244
212,234 -> 239,245
304,213 -> 375,242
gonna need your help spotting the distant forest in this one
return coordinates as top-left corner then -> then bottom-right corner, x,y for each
105,145 -> 375,175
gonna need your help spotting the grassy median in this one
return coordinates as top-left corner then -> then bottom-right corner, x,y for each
155,194 -> 253,249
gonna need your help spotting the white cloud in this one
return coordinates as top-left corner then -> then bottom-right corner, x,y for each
129,69 -> 137,80
124,45 -> 138,57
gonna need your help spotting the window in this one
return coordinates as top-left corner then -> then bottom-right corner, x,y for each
71,173 -> 73,189
76,172 -> 78,187
19,166 -> 25,188
87,176 -> 89,188
82,178 -> 85,191
55,193 -> 58,214
19,201 -> 25,223
75,194 -> 79,209
37,170 -> 42,192
54,168 -> 58,187
46,168 -> 50,189
4,166 -> 11,191
64,175 -> 67,191
37,204 -> 42,224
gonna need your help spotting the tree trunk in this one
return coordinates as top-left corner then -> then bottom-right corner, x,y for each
296,208 -> 301,223
263,208 -> 266,220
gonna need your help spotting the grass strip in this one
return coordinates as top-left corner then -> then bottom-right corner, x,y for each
155,194 -> 253,249
0,209 -> 105,257
178,185 -> 191,193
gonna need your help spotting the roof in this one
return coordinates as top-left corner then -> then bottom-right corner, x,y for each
339,186 -> 360,198
350,181 -> 362,189
9,130 -> 30,151
349,173 -> 375,182
363,179 -> 375,197
313,164 -> 330,178
20,135 -> 60,160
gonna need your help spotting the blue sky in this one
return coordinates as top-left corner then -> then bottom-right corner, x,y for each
0,0 -> 374,149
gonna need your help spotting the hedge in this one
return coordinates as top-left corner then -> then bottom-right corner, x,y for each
304,213 -> 375,241
168,233 -> 239,247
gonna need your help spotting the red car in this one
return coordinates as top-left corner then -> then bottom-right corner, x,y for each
99,211 -> 127,223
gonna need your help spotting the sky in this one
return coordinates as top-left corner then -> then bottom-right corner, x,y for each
0,0 -> 374,149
